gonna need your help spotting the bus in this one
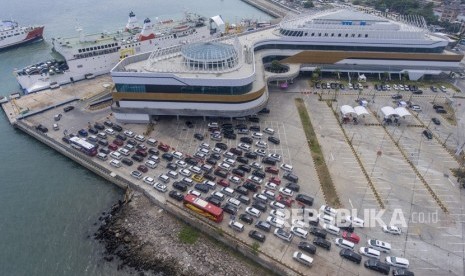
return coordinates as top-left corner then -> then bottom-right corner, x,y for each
69,136 -> 97,156
183,194 -> 224,223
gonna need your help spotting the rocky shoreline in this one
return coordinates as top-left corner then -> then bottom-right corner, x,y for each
94,191 -> 272,276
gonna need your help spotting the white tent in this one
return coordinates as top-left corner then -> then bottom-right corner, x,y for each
340,105 -> 356,116
354,106 -> 369,116
210,15 -> 225,33
358,74 -> 367,82
381,106 -> 397,118
394,107 -> 411,118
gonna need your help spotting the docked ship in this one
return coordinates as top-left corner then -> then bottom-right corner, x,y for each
14,12 -> 219,94
0,20 -> 44,50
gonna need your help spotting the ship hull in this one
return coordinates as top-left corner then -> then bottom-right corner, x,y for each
0,26 -> 44,51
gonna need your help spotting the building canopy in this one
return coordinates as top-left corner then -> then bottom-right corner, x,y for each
354,105 -> 369,116
340,105 -> 356,116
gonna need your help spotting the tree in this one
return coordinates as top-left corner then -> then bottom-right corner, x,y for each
353,0 -> 362,5
271,60 -> 281,73
383,71 -> 390,82
303,1 -> 314,8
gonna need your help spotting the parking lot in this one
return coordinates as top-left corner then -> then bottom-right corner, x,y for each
15,75 -> 464,276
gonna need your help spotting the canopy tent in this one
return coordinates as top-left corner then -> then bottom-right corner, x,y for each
358,74 -> 367,82
340,105 -> 356,116
394,107 -> 411,118
209,15 -> 226,33
381,106 -> 397,118
354,106 -> 369,116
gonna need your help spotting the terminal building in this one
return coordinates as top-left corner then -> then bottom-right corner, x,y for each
110,8 -> 463,123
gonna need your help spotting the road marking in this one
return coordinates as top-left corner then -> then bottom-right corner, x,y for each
448,178 -> 455,187
349,199 -> 353,208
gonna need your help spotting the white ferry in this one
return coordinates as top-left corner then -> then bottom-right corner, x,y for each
14,11 -> 219,94
0,20 -> 44,50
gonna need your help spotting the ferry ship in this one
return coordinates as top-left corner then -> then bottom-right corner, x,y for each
0,20 -> 44,50
14,12 -> 219,94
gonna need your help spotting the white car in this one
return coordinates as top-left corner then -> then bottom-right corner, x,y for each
266,215 -> 285,228
410,105 -> 421,111
238,143 -> 251,152
280,163 -> 293,172
134,134 -> 145,142
145,160 -> 157,169
248,175 -> 263,184
359,247 -> 381,259
251,162 -> 262,170
188,189 -> 202,197
194,152 -> 206,159
123,130 -> 135,137
264,182 -> 277,190
269,201 -> 286,210
292,219 -> 307,229
335,238 -> 355,250
255,141 -> 267,148
229,175 -> 242,185
176,160 -> 187,168
393,84 -> 398,90
270,209 -> 286,219
345,215 -> 364,227
319,205 -> 338,217
254,148 -> 266,157
223,158 -> 236,166
385,256 -> 409,269
130,170 -> 143,180
223,151 -> 235,159
267,153 -> 282,162
212,147 -> 222,154
153,182 -> 167,193
105,128 -> 115,136
252,132 -> 263,139
219,162 -> 232,171
189,165 -> 202,174
245,207 -> 261,218
253,193 -> 268,202
279,187 -> 294,197
291,226 -> 309,239
207,122 -> 218,128
198,147 -> 209,155
172,151 -> 183,159
179,169 -> 192,177
199,142 -> 210,149
143,176 -> 155,185
382,225 -> 402,235
263,127 -> 275,135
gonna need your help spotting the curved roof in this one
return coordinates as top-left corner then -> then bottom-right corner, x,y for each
340,105 -> 356,116
181,42 -> 237,62
354,106 -> 369,116
394,107 -> 411,117
381,106 -> 396,117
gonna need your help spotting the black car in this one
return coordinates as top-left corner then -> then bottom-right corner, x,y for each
239,213 -> 254,224
169,190 -> 184,201
224,133 -> 237,140
148,148 -> 159,155
339,225 -> 355,233
215,142 -> 228,150
222,203 -> 238,215
286,182 -> 300,192
232,168 -> 246,177
243,181 -> 258,192
131,154 -> 143,162
238,164 -> 252,173
195,184 -> 210,194
173,181 -> 187,192
252,201 -> 267,212
185,157 -> 198,166
245,152 -> 258,160
248,116 -> 260,123
214,168 -> 228,178
340,249 -> 362,264
166,162 -> 178,171
249,125 -> 260,131
103,120 -> 113,127
436,108 -> 447,114
310,227 -> 327,239
258,107 -> 270,114
194,133 -> 204,141
298,241 -> 317,255
222,128 -> 234,134
391,94 -> 402,100
94,122 -> 105,130
206,158 -> 218,165
235,124 -> 247,129
248,230 -> 266,242
412,89 -> 423,94
283,172 -> 299,183
431,117 -> 441,125
88,127 -> 98,135
422,129 -> 433,140
392,268 -> 415,276
210,153 -> 221,160
364,259 -> 390,275
112,124 -> 123,132
162,153 -> 174,161
122,158 -> 134,166
313,237 -> 331,250
99,147 -> 111,154
205,196 -> 221,207
127,139 -> 137,146
36,124 -> 48,133
63,106 -> 74,112
185,121 -> 194,128
240,136 -> 253,144
268,136 -> 280,145
296,194 -> 314,206
262,157 -> 276,166
255,221 -> 271,232
236,156 -> 249,164
252,169 -> 265,179
430,86 -> 438,92
235,186 -> 249,196
433,104 -> 444,110
229,147 -> 243,156
203,174 -> 216,182
116,133 -> 127,141
98,139 -> 108,147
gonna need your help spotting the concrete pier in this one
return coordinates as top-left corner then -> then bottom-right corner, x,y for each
240,0 -> 298,18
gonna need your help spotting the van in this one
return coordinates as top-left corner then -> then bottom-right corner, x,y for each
228,198 -> 241,208
229,221 -> 245,232
335,238 -> 355,250
110,159 -> 121,168
293,251 -> 313,267
368,239 -> 391,253
97,153 -> 108,161
110,151 -> 122,160
323,224 -> 340,235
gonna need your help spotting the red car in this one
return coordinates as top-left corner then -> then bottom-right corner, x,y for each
108,143 -> 118,151
217,179 -> 230,187
342,231 -> 360,244
157,143 -> 170,152
137,165 -> 148,173
265,166 -> 279,175
269,176 -> 281,185
113,139 -> 124,146
136,149 -> 147,157
277,194 -> 293,207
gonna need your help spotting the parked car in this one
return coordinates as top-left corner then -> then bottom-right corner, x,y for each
422,129 -> 433,140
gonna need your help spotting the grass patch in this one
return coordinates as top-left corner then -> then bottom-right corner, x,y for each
178,225 -> 199,244
295,98 -> 341,207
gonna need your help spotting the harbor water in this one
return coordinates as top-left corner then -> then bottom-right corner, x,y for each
0,1 -> 270,275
